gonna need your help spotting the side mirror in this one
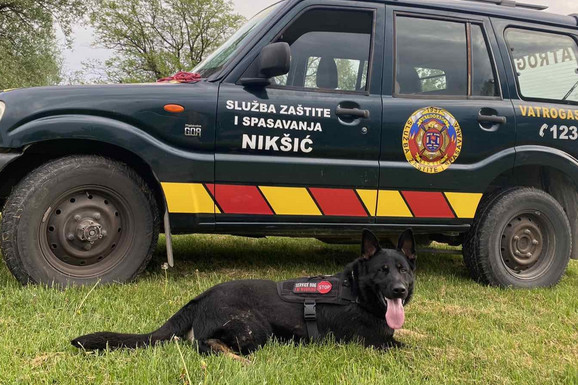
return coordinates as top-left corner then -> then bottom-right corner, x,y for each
240,42 -> 291,87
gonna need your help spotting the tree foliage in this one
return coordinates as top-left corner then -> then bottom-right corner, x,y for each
415,67 -> 447,93
302,57 -> 368,91
89,0 -> 244,83
0,0 -> 86,89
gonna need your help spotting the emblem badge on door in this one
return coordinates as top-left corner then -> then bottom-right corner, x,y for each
402,107 -> 463,174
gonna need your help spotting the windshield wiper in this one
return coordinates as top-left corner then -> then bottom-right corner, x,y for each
562,79 -> 578,101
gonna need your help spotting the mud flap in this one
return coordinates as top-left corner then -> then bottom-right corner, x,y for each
548,173 -> 578,260
164,209 -> 174,267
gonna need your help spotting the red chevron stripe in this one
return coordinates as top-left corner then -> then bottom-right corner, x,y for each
309,188 -> 368,217
401,191 -> 455,218
208,184 -> 273,215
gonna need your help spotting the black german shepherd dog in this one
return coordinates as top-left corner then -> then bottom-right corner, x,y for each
72,229 -> 416,354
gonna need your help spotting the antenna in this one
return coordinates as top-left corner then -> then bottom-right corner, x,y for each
461,0 -> 548,11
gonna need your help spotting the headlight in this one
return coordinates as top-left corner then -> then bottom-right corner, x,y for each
0,101 -> 5,121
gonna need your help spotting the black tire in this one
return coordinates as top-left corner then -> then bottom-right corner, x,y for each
463,187 -> 571,288
463,187 -> 517,282
1,155 -> 160,286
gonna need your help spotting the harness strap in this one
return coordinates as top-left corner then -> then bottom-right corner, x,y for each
276,276 -> 359,341
303,300 -> 320,340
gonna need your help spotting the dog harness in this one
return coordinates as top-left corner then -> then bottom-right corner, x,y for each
277,276 -> 357,340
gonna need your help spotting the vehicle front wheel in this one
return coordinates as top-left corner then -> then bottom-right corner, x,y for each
1,155 -> 160,286
463,188 -> 571,288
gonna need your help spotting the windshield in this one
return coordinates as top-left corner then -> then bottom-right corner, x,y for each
194,2 -> 284,78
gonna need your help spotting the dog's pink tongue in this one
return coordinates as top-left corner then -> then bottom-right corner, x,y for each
385,298 -> 405,329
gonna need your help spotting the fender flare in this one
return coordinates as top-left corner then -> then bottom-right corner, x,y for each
5,114 -> 214,182
514,145 -> 578,182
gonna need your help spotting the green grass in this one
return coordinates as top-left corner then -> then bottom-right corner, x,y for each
0,235 -> 576,385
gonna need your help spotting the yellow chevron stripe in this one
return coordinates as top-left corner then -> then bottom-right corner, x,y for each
356,189 -> 378,216
377,190 -> 413,217
161,183 -> 218,214
259,186 -> 322,216
444,192 -> 483,218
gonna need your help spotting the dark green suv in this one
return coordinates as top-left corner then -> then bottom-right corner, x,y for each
0,0 -> 577,288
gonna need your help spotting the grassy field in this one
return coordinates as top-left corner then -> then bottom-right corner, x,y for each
0,234 -> 576,385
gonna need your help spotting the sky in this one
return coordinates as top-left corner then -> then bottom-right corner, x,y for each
61,0 -> 577,78
523,0 -> 577,13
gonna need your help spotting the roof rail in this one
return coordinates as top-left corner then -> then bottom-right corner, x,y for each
461,0 -> 548,11
570,14 -> 578,26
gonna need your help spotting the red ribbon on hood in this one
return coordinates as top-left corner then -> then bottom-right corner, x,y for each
157,71 -> 202,83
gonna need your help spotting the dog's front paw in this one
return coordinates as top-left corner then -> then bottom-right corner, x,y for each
389,339 -> 406,349
378,338 -> 406,350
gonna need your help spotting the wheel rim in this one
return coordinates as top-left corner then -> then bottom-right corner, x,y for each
39,185 -> 134,278
499,211 -> 555,280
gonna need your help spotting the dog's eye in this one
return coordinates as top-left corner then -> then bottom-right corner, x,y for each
397,263 -> 407,273
381,266 -> 389,273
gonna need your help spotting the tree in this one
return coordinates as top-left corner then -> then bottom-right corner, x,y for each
415,67 -> 447,93
88,0 -> 244,83
303,57 -> 368,91
0,0 -> 86,89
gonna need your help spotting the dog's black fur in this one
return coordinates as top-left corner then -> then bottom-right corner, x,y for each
71,229 -> 416,354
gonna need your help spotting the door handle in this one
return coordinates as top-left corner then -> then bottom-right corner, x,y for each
477,113 -> 507,125
336,107 -> 370,119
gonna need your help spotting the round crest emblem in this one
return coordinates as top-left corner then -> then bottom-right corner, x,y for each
402,107 -> 463,174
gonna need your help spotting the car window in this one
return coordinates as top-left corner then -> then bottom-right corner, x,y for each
396,17 -> 467,96
271,8 -> 373,92
472,25 -> 499,97
505,28 -> 578,103
395,16 -> 499,98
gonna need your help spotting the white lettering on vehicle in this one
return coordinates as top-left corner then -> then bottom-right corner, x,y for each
225,100 -> 331,119
515,47 -> 574,72
226,99 -> 332,154
242,134 -> 313,153
226,100 -> 277,114
240,116 -> 322,132
539,123 -> 578,140
184,124 -> 202,137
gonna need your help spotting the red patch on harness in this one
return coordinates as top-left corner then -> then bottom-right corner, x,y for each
317,281 -> 332,294
293,281 -> 333,294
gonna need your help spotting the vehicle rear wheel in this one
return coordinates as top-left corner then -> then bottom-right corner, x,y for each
463,187 -> 571,288
1,155 -> 160,286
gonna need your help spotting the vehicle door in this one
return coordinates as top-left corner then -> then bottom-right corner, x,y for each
214,1 -> 385,225
493,19 -> 578,260
496,21 -> 578,168
377,6 -> 516,226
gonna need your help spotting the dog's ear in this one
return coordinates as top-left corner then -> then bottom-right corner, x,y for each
397,229 -> 417,270
361,229 -> 380,259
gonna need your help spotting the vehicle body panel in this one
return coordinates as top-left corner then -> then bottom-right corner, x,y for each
0,0 -> 576,239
